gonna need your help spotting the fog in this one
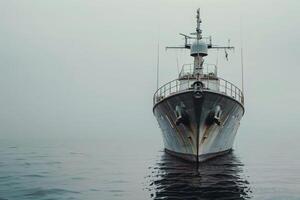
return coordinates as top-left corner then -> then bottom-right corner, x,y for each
1,0 -> 299,142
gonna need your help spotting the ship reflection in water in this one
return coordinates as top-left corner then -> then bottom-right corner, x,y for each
147,151 -> 252,200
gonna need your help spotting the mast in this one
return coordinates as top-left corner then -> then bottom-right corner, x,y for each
196,9 -> 202,40
194,8 -> 204,78
165,8 -> 234,78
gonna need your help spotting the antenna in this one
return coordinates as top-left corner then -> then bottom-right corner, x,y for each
156,40 -> 160,90
176,52 -> 180,76
240,13 -> 245,97
241,48 -> 244,94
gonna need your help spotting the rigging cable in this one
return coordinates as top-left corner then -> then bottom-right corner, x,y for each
156,37 -> 160,90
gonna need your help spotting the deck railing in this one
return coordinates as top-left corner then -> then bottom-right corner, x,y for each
153,76 -> 244,106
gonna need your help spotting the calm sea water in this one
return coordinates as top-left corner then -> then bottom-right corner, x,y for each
0,130 -> 299,200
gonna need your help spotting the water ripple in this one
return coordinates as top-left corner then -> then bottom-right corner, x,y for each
23,174 -> 46,178
25,188 -> 80,198
147,151 -> 252,200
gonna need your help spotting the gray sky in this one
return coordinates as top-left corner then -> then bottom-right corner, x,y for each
0,0 -> 299,141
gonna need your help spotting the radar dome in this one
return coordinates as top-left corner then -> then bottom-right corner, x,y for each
190,40 -> 208,57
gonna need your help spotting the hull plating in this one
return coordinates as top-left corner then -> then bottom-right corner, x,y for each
153,90 -> 244,162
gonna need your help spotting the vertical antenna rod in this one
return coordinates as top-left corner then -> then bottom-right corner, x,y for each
241,48 -> 244,94
240,13 -> 245,103
156,40 -> 160,90
176,52 -> 180,76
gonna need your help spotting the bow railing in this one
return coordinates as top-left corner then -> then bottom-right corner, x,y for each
153,76 -> 244,106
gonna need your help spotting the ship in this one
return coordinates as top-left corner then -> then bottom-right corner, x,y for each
153,9 -> 245,162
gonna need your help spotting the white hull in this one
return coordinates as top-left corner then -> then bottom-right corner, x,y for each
153,90 -> 244,162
